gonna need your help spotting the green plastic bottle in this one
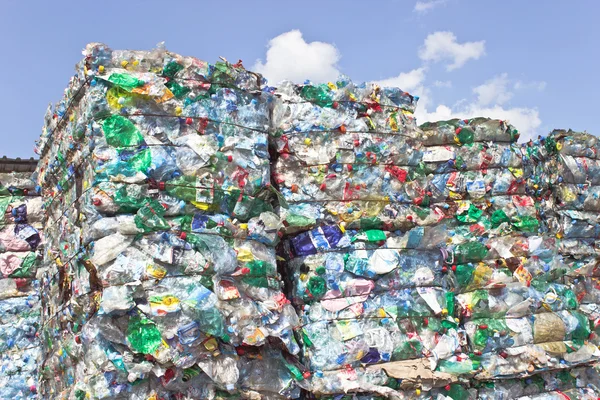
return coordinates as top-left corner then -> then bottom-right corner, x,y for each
108,73 -> 145,91
300,84 -> 334,108
490,209 -> 510,228
102,115 -> 145,147
165,175 -> 198,203
453,241 -> 489,264
127,316 -> 162,354
241,260 -> 278,288
198,307 -> 225,338
306,276 -> 327,300
456,204 -> 483,224
456,127 -> 475,145
454,264 -> 475,287
134,198 -> 170,232
511,215 -> 539,232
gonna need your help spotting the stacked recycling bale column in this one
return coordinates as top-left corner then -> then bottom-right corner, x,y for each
34,43 -> 305,399
271,80 -> 475,397
0,171 -> 43,398
420,121 -> 600,387
536,131 -> 600,369
522,131 -> 600,396
272,84 -> 600,398
32,43 -> 600,399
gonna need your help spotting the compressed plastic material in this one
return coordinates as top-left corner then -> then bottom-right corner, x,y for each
0,172 -> 43,399
35,43 -> 305,399
31,42 -> 600,400
271,75 -> 600,398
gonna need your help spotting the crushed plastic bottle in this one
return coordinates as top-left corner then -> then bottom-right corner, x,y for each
0,171 -> 42,399
270,74 -> 600,397
28,42 -> 600,399
34,43 -> 305,399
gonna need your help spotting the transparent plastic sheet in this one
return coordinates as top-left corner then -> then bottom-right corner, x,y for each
0,172 -> 42,399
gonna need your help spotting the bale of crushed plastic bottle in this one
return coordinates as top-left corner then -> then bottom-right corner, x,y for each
476,365 -> 600,399
30,40 -> 600,399
420,118 -> 520,146
271,78 -> 421,234
35,43 -> 306,399
0,172 -> 42,399
269,69 -> 582,396
273,119 -> 526,235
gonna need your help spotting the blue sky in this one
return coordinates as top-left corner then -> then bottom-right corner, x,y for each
1,0 -> 598,156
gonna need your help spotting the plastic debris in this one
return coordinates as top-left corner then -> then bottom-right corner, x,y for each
34,43 -> 305,399
26,42 -> 600,400
0,171 -> 42,399
271,76 -> 600,397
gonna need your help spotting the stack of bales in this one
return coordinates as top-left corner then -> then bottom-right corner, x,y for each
0,169 -> 43,398
273,85 -> 600,396
272,80 -> 473,397
32,42 -> 600,399
419,121 -> 599,382
533,131 -> 600,376
35,43 -> 304,399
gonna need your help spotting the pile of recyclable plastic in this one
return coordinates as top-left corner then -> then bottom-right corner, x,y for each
34,42 -> 600,400
0,171 -> 43,399
475,365 -> 600,399
271,78 -> 421,233
34,43 -> 305,399
422,122 -> 600,383
272,76 -> 600,397
534,130 -> 600,373
272,81 -> 470,396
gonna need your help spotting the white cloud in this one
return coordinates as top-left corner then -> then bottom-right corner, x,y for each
253,30 -> 341,84
433,80 -> 452,88
419,31 -> 486,70
414,0 -> 447,13
473,73 -> 513,105
374,68 -> 427,92
514,80 -> 547,91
